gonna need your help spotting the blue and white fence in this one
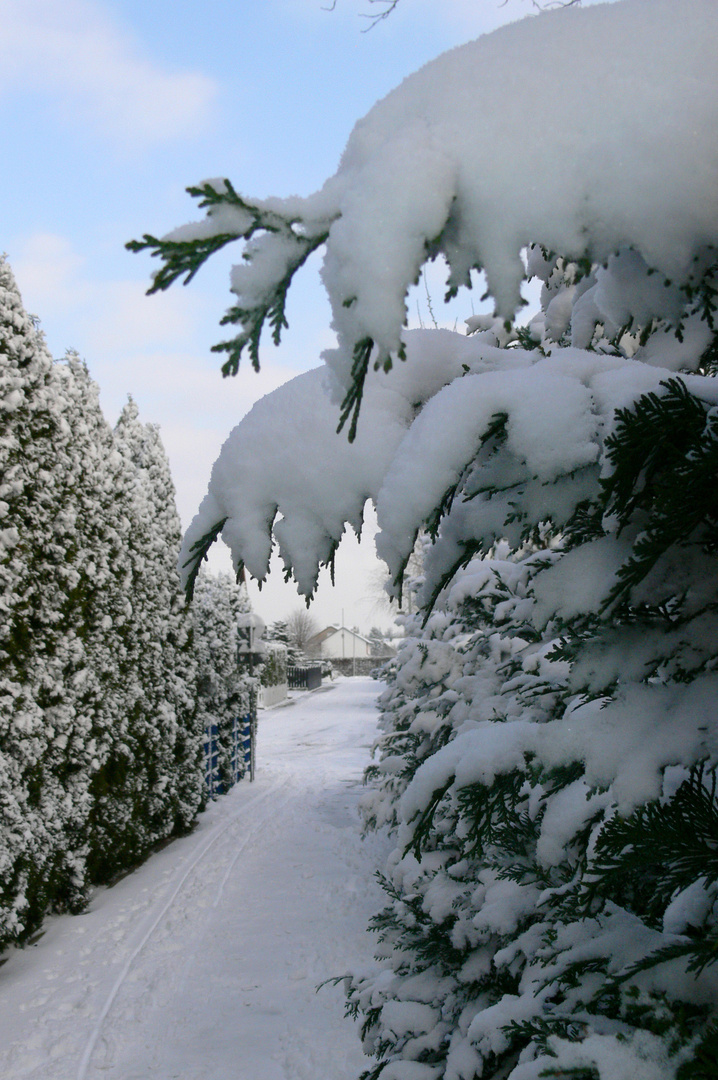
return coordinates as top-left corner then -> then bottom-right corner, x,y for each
204,713 -> 256,797
204,722 -> 221,798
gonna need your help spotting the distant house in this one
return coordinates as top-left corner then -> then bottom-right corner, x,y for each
306,624 -> 373,660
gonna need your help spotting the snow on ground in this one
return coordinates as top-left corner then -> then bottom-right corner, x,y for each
0,677 -> 388,1080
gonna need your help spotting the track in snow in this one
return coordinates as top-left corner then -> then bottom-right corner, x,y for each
76,777 -> 295,1080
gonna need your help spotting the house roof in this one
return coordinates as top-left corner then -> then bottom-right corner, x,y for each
307,625 -> 372,648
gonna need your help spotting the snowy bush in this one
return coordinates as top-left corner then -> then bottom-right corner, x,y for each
133,0 -> 718,1073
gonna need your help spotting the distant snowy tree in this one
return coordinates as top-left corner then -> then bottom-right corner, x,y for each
266,619 -> 291,647
133,1 -> 718,1073
265,619 -> 294,673
266,618 -> 304,666
286,608 -> 320,662
367,627 -> 388,657
260,641 -> 288,693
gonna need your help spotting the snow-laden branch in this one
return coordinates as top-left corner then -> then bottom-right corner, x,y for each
128,179 -> 334,376
132,0 -> 718,436
179,328 -> 487,597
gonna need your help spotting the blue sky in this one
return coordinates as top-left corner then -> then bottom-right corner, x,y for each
0,0 -> 606,631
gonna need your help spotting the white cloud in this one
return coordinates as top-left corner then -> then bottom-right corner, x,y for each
85,281 -> 202,354
12,232 -> 206,358
0,0 -> 217,146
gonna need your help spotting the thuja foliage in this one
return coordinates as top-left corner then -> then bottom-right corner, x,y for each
599,380 -> 718,610
344,248 -> 718,1080
260,642 -> 288,691
84,397 -> 204,884
127,179 -> 333,378
0,260 -> 250,948
192,571 -> 257,793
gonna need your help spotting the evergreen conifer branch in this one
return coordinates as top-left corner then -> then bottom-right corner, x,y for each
181,517 -> 228,601
677,1022 -> 718,1080
697,330 -> 718,377
456,773 -> 534,860
586,766 -> 718,920
214,227 -> 330,376
502,1016 -> 587,1055
126,230 -> 243,292
420,539 -> 487,623
403,777 -> 454,859
616,935 -> 718,981
128,180 -> 333,377
601,380 -> 718,608
336,337 -> 378,442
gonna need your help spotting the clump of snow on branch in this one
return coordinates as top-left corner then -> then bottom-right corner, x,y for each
180,329 -> 491,596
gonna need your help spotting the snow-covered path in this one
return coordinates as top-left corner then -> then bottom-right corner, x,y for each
0,677 -> 388,1080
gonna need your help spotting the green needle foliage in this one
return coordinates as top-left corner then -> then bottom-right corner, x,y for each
127,179 -> 333,376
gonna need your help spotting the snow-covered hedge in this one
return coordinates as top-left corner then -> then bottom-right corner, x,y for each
0,260 -> 252,948
261,641 -> 288,689
133,1 -> 718,1073
84,395 -> 205,884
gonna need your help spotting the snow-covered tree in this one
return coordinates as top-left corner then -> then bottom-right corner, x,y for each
132,1 -> 718,1073
117,399 -> 203,842
260,640 -> 288,691
0,255 -> 69,941
44,353 -> 137,904
86,400 -> 204,881
266,619 -> 291,647
367,627 -> 388,658
265,619 -> 302,667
